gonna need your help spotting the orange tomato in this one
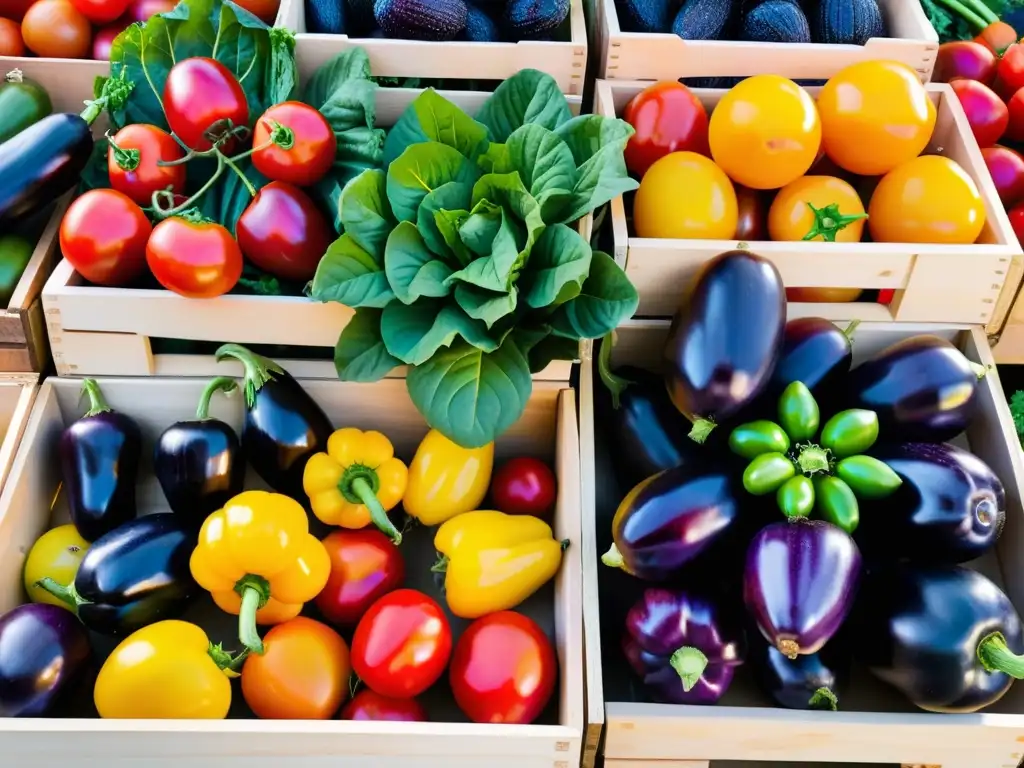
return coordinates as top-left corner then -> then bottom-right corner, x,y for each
633,151 -> 737,239
0,17 -> 25,55
768,176 -> 867,243
976,21 -> 1018,55
241,617 -> 351,720
868,155 -> 985,245
786,287 -> 864,303
817,61 -> 936,177
708,74 -> 821,190
21,0 -> 92,58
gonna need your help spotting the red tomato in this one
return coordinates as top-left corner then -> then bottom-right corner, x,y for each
340,690 -> 427,722
59,189 -> 151,287
934,40 -> 997,85
21,0 -> 91,58
983,146 -> 1024,208
490,457 -> 557,519
1006,88 -> 1024,142
124,0 -> 174,21
232,0 -> 280,25
351,589 -> 451,699
236,181 -> 333,282
252,102 -> 337,187
950,79 -> 1008,147
91,19 -> 128,59
0,17 -> 24,55
878,289 -> 896,304
622,81 -> 710,178
163,57 -> 249,151
1008,201 -> 1024,245
2,0 -> 38,21
997,44 -> 1024,99
108,124 -> 186,206
976,20 -> 1018,55
146,214 -> 243,298
70,0 -> 128,23
734,185 -> 768,240
316,529 -> 405,628
449,611 -> 557,725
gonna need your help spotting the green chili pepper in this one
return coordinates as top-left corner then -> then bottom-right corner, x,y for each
820,409 -> 879,458
814,475 -> 860,533
729,420 -> 790,460
743,453 -> 797,496
778,382 -> 819,441
777,475 -> 814,519
835,455 -> 902,499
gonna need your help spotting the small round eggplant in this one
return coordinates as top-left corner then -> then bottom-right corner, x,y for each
859,442 -> 1005,564
744,520 -> 861,658
750,636 -> 847,710
845,335 -> 987,443
663,250 -> 785,443
603,465 -> 740,581
767,317 -> 856,414
0,603 -> 91,716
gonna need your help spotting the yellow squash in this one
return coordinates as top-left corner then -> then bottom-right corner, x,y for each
404,429 -> 493,526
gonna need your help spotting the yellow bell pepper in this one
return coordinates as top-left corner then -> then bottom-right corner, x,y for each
189,490 -> 331,655
302,427 -> 407,543
433,510 -> 568,619
94,620 -> 238,719
404,429 -> 493,526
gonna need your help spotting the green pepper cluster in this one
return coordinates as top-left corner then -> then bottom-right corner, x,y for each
728,382 -> 902,533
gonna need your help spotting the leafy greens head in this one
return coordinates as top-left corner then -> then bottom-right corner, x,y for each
311,69 -> 640,448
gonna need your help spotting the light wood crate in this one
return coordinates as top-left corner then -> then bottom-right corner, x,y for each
578,318 -> 1024,768
0,378 -> 37,496
281,0 -> 587,96
0,374 -> 584,767
595,0 -> 938,84
42,86 -> 583,379
992,285 -> 1024,364
592,79 -> 1024,334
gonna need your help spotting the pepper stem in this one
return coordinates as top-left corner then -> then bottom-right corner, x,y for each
346,472 -> 402,545
34,578 -> 89,610
969,361 -> 989,380
669,646 -> 708,693
796,445 -> 831,475
597,332 -> 634,410
234,574 -> 271,655
560,538 -> 570,551
801,203 -> 868,243
196,376 -> 238,420
688,417 -> 716,444
81,378 -> 113,417
208,642 -> 249,678
601,542 -> 625,570
431,554 -> 449,573
215,344 -> 284,408
977,631 -> 1024,678
807,686 -> 838,710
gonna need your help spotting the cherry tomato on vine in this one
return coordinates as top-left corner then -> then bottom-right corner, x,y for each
633,151 -> 737,239
252,102 -> 337,187
59,189 -> 151,287
490,457 -> 557,519
164,57 -> 249,151
351,589 -> 452,699
868,155 -> 985,245
768,176 -> 866,243
340,690 -> 427,722
708,74 -> 820,190
146,213 -> 243,298
70,0 -> 129,23
950,79 -> 1008,148
0,18 -> 25,56
817,61 -> 936,176
316,529 -> 405,628
622,81 -> 710,178
108,124 -> 187,207
21,0 -> 92,59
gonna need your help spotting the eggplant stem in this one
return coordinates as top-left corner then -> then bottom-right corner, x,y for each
234,575 -> 271,655
842,320 -> 860,341
808,686 -> 838,711
560,538 -> 570,552
601,542 -> 626,570
777,638 -> 800,660
795,445 -> 831,475
215,344 -> 285,408
80,378 -> 112,418
669,646 -> 708,693
969,361 -> 990,380
597,332 -> 634,410
196,376 -> 238,420
688,417 -> 716,444
977,631 -> 1024,678
34,578 -> 88,610
349,474 -> 402,545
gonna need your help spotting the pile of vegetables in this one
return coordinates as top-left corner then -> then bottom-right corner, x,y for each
2,347 -> 566,723
598,248 -> 1024,714
922,0 -> 1024,43
620,59 -> 990,305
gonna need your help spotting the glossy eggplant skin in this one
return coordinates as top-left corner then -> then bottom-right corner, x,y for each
59,379 -> 142,542
844,335 -> 983,443
859,442 -> 1005,564
663,250 -> 785,436
768,318 -> 853,412
623,587 -> 745,704
750,637 -> 846,710
0,603 -> 91,717
744,520 -> 861,657
605,465 -> 740,581
856,565 -> 1024,713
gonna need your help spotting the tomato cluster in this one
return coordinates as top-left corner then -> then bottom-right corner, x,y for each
59,57 -> 336,298
624,61 -> 988,303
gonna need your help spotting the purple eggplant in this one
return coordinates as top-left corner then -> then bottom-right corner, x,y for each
845,335 -> 987,443
744,520 -> 861,658
623,587 -> 745,704
858,442 -> 1005,564
663,250 -> 785,443
750,636 -> 848,710
603,465 -> 740,581
0,603 -> 91,716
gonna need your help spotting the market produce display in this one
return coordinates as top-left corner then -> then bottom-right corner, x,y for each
923,0 -> 1022,46
596,248 -> 1024,714
1,355 -> 566,722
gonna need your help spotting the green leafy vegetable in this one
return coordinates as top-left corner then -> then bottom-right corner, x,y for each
923,0 -> 1023,41
1010,390 -> 1024,444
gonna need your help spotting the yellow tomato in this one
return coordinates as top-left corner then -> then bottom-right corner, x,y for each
817,60 -> 936,176
633,151 -> 738,239
708,75 -> 821,190
768,176 -> 867,243
23,524 -> 89,609
868,155 -> 986,244
787,287 -> 864,303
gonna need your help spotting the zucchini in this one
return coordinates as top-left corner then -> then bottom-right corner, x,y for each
0,70 -> 52,145
0,235 -> 33,308
742,0 -> 810,43
814,0 -> 885,45
672,0 -> 737,39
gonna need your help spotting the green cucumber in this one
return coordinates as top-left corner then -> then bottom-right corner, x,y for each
0,70 -> 52,144
0,235 -> 33,308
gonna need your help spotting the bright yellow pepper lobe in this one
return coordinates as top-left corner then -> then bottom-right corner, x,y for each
404,431 -> 493,526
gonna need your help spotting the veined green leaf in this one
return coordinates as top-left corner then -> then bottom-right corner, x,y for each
387,142 -> 480,223
554,114 -> 635,167
475,69 -> 572,143
435,208 -> 473,267
384,222 -> 454,304
381,301 -> 496,366
455,283 -> 518,328
548,250 -> 639,340
339,169 -> 396,259
383,89 -> 490,167
304,48 -> 373,108
503,124 -> 577,203
310,234 -> 394,308
418,181 -> 474,260
334,308 -> 402,382
522,223 -> 592,309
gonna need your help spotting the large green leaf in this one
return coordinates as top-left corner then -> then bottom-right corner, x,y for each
334,308 -> 402,382
381,302 -> 496,365
418,181 -> 473,260
458,199 -> 502,258
382,89 -> 490,167
406,337 -> 533,447
475,69 -> 573,144
384,223 -> 454,304
501,124 -> 577,208
455,283 -> 518,328
522,224 -> 592,309
339,169 -> 395,259
560,145 -> 640,224
554,114 -> 635,167
304,48 -> 373,108
310,234 -> 394,308
446,206 -> 522,293
214,157 -> 270,237
387,143 -> 480,223
527,335 -> 579,373
548,250 -> 639,339
434,208 -> 473,267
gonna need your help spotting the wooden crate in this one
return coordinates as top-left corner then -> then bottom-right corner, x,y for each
595,0 -> 938,84
592,79 -> 1024,333
42,86 -> 583,379
578,318 -> 1024,768
281,0 -> 587,96
0,378 -> 37,495
992,283 -> 1024,363
0,374 -> 585,767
